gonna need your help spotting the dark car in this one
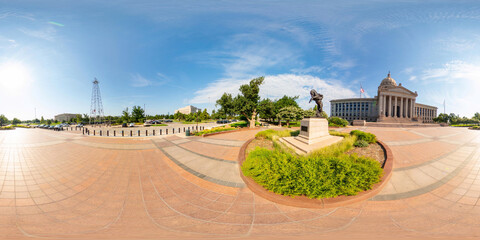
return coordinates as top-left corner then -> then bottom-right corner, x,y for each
164,119 -> 173,123
122,123 -> 127,127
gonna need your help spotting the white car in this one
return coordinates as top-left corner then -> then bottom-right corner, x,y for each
128,123 -> 135,127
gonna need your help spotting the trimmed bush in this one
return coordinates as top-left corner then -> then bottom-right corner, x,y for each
328,117 -> 349,127
255,129 -> 298,140
242,147 -> 382,198
350,130 -> 376,143
194,126 -> 236,136
354,140 -> 369,148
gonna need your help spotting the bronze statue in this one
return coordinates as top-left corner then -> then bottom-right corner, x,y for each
309,89 -> 324,118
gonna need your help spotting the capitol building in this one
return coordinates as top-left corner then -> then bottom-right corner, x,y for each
330,73 -> 437,123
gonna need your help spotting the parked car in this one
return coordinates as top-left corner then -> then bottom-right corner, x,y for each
122,123 -> 127,127
164,119 -> 173,123
128,123 -> 135,127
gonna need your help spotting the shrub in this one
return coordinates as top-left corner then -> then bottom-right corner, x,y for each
350,130 -> 376,143
242,147 -> 382,198
309,135 -> 356,157
255,129 -> 297,140
354,140 -> 369,148
194,126 -> 236,136
230,121 -> 247,128
328,117 -> 349,127
329,130 -> 349,138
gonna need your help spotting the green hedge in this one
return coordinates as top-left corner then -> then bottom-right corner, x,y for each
328,117 -> 349,127
194,126 -> 236,136
242,147 -> 382,198
350,130 -> 377,143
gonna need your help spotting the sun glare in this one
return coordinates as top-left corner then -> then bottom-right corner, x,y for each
0,61 -> 32,91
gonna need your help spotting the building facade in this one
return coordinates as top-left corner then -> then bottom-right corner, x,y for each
175,105 -> 201,115
54,113 -> 79,122
330,73 -> 437,123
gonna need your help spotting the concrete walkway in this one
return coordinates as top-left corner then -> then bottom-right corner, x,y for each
0,127 -> 480,239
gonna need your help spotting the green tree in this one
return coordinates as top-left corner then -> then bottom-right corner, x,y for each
75,114 -> 82,124
258,98 -> 276,122
12,118 -> 21,125
276,106 -> 304,127
131,106 -> 145,122
122,108 -> 130,123
473,112 -> 480,121
232,77 -> 264,128
174,112 -> 186,121
274,95 -> 299,124
216,93 -> 234,119
433,113 -> 449,123
0,114 -> 9,127
47,119 -> 52,125
40,116 -> 45,123
200,109 -> 210,121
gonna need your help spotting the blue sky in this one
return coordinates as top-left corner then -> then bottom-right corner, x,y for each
1,0 -> 479,120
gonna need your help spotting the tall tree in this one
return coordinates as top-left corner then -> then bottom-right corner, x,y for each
131,106 -> 145,122
276,106 -> 304,127
216,93 -> 234,119
473,112 -> 480,121
274,95 -> 299,124
258,98 -> 276,122
0,114 -> 8,127
233,77 -> 264,128
122,108 -> 130,122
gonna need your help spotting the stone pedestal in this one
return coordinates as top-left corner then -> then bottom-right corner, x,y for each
280,118 -> 343,154
297,118 -> 329,145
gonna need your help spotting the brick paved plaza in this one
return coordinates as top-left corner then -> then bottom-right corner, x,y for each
1,127 -> 479,239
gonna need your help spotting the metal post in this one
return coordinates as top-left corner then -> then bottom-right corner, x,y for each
114,130 -> 116,136
166,129 -> 168,134
146,130 -> 148,136
107,130 -> 109,136
94,130 -> 95,136
160,129 -> 162,135
153,130 -> 155,136
138,130 -> 140,136
130,130 -> 132,136
173,128 -> 175,133
100,130 -> 102,136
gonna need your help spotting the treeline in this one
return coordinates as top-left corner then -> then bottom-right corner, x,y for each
434,112 -> 480,125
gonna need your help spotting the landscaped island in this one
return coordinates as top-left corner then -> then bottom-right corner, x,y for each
241,129 -> 383,199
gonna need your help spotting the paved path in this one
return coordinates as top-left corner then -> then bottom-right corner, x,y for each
0,127 -> 480,239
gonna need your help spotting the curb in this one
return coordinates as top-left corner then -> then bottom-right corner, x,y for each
237,138 -> 394,208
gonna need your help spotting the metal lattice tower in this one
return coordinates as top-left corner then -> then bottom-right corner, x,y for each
89,78 -> 104,125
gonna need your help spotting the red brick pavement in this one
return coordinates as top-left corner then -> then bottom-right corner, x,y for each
0,127 -> 479,239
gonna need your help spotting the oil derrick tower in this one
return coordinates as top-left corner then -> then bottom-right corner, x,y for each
89,78 -> 104,125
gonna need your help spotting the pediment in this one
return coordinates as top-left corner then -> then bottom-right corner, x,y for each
380,85 -> 418,97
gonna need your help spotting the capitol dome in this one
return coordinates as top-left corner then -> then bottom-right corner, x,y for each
380,72 -> 397,86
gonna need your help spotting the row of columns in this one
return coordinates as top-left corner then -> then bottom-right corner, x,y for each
380,94 -> 416,119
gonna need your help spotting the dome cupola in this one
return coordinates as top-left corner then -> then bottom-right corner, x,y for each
380,72 -> 397,86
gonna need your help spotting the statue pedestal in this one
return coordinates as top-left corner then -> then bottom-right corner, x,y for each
297,118 -> 329,144
280,118 -> 342,154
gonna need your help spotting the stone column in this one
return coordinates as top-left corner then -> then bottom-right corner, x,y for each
407,98 -> 411,118
383,95 -> 386,117
392,96 -> 398,118
412,99 -> 416,119
400,97 -> 403,118
388,95 -> 392,117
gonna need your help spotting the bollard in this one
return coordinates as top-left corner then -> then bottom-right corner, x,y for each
94,130 -> 96,136
183,127 -> 185,132
100,130 -> 102,136
160,129 -> 162,135
173,128 -> 175,134
130,130 -> 132,136
179,128 -> 181,133
83,128 -> 85,135
138,130 -> 140,136
122,130 -> 124,137
114,130 -> 116,136
146,130 -> 148,136
166,129 -> 168,134
153,130 -> 155,136
107,130 -> 109,136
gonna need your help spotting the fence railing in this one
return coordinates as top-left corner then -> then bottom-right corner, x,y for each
77,125 -> 205,137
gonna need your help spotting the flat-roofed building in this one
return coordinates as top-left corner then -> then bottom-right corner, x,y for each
54,113 -> 79,122
330,73 -> 437,123
175,105 -> 201,114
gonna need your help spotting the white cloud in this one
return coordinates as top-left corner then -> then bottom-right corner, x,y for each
19,26 -> 57,41
419,60 -> 480,117
409,76 -> 417,81
131,73 -> 169,87
291,66 -> 323,74
332,59 -> 356,69
190,74 -> 356,115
